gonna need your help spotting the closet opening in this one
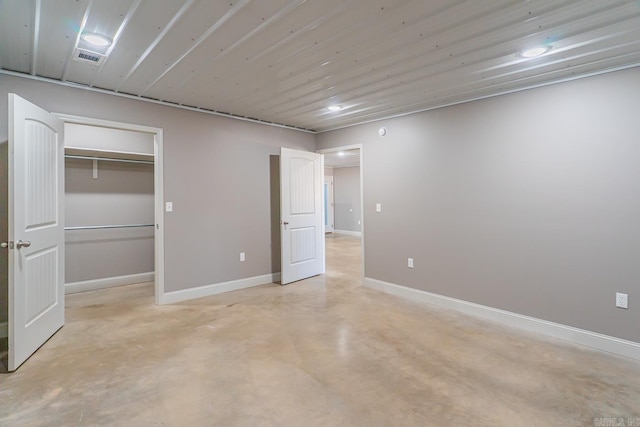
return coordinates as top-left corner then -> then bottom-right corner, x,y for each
56,115 -> 165,303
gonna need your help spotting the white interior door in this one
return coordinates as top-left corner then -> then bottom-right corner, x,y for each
280,148 -> 324,285
324,176 -> 334,233
6,94 -> 65,371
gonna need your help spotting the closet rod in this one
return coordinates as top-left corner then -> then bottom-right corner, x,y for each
65,154 -> 154,165
65,224 -> 154,231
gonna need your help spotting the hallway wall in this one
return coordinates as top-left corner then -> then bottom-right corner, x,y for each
333,166 -> 361,233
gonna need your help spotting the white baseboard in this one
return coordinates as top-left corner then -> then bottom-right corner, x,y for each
334,229 -> 362,237
0,322 -> 7,339
363,277 -> 640,361
160,273 -> 281,305
65,272 -> 155,294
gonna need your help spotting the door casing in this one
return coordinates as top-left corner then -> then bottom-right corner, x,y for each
324,175 -> 334,233
53,113 -> 166,305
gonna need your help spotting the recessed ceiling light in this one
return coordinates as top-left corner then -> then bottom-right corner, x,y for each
81,33 -> 112,47
327,105 -> 342,112
518,45 -> 551,58
338,151 -> 345,156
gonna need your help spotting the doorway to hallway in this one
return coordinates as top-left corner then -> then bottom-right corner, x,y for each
319,145 -> 364,278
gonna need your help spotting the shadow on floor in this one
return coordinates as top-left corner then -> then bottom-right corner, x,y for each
0,337 -> 7,373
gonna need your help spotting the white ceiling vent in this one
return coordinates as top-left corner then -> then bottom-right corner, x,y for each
72,48 -> 105,65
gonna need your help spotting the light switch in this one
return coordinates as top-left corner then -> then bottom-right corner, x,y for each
165,202 -> 173,212
376,203 -> 382,213
240,252 -> 246,262
408,258 -> 414,268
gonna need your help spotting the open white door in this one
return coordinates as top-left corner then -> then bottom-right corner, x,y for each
6,94 -> 65,371
280,148 -> 324,285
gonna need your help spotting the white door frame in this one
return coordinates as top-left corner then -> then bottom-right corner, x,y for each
324,175 -> 334,233
52,113 -> 165,305
316,144 -> 364,277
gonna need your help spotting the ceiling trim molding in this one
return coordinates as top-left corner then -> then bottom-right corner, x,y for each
316,62 -> 640,134
31,0 -> 41,76
0,70 -> 316,134
3,62 -> 638,136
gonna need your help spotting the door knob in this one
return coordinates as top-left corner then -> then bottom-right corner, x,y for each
1,242 -> 9,249
16,240 -> 31,249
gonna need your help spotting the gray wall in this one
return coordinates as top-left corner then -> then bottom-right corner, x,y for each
0,74 -> 315,294
65,159 -> 154,283
317,68 -> 640,343
333,166 -> 361,233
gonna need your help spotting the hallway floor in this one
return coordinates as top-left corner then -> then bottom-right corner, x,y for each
1,235 -> 639,426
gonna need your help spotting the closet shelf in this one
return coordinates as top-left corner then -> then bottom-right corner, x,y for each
65,154 -> 154,165
65,224 -> 155,231
65,146 -> 154,163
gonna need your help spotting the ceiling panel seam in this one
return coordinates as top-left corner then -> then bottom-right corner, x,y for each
115,0 -> 197,93
166,0 -> 308,104
139,0 -> 252,97
90,0 -> 143,87
31,0 -> 41,76
61,0 -> 93,82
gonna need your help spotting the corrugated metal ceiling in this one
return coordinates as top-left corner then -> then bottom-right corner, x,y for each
1,0 -> 639,132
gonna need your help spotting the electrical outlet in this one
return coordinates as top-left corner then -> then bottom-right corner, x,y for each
240,252 -> 246,262
408,258 -> 414,269
616,292 -> 628,309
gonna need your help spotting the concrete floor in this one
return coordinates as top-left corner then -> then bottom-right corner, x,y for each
1,234 -> 639,426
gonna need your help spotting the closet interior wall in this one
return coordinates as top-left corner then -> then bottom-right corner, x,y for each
64,123 -> 155,293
